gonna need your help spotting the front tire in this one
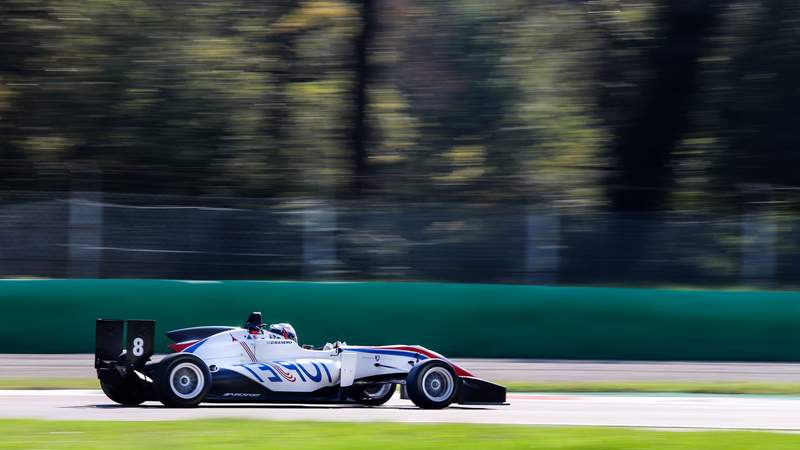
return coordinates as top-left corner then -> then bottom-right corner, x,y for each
405,359 -> 460,409
354,383 -> 396,406
155,354 -> 211,408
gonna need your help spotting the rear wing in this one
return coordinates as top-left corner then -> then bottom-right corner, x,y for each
95,319 -> 155,369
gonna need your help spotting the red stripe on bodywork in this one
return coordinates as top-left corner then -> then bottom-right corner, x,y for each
269,362 -> 297,382
169,340 -> 199,352
240,341 -> 257,362
376,345 -> 474,377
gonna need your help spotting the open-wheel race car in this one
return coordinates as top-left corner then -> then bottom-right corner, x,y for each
95,312 -> 506,409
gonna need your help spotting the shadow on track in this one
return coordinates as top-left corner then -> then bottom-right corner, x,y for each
80,403 -> 493,411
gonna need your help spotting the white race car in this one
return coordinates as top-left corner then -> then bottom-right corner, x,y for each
95,312 -> 506,409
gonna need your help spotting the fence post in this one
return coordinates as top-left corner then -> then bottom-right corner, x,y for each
525,208 -> 560,283
740,185 -> 776,286
302,199 -> 337,279
68,190 -> 103,277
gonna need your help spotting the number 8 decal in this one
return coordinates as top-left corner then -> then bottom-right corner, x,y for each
132,337 -> 144,356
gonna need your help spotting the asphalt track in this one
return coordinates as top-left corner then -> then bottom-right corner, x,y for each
3,389 -> 800,430
7,354 -> 800,382
5,356 -> 800,430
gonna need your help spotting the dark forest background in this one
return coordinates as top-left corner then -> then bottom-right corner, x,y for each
1,0 -> 799,286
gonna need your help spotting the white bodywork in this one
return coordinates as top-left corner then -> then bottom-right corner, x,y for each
183,328 -> 434,392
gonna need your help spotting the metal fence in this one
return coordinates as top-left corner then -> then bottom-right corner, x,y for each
0,189 -> 793,288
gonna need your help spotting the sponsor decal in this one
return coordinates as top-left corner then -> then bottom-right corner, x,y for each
247,333 -> 291,343
253,363 -> 282,382
319,361 -> 333,382
223,393 -> 261,398
296,361 -> 323,382
269,362 -> 297,382
239,360 -> 334,384
238,364 -> 264,382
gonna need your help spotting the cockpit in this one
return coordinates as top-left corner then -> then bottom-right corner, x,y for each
245,312 -> 298,343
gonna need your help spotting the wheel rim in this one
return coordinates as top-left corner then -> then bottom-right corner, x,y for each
421,367 -> 454,402
363,383 -> 392,399
170,362 -> 204,399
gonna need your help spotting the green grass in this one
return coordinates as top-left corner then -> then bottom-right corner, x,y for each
7,378 -> 800,395
1,419 -> 799,450
0,378 -> 99,390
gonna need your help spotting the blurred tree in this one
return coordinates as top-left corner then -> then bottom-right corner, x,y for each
0,0 -> 52,189
716,0 -> 800,196
601,1 -> 719,214
0,0 -> 797,211
350,0 -> 373,196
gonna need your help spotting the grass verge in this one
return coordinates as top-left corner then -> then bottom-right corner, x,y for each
1,419 -> 800,450
0,378 -> 99,390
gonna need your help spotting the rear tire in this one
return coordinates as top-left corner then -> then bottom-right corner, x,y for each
155,354 -> 211,408
100,379 -> 147,406
406,359 -> 460,409
354,383 -> 396,406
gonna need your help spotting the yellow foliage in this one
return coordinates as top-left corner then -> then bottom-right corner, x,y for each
272,1 -> 357,34
186,38 -> 242,62
20,136 -> 76,160
289,81 -> 344,97
446,145 -> 486,164
434,145 -> 487,183
0,85 -> 14,112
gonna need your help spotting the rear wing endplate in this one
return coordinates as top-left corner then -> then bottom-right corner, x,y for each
95,319 -> 155,369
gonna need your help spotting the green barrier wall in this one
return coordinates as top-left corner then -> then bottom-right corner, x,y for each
1,279 -> 800,360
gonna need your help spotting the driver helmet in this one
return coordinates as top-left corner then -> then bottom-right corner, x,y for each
267,323 -> 298,343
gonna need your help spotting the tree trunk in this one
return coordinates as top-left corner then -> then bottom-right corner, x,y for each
351,0 -> 373,197
607,3 -> 718,213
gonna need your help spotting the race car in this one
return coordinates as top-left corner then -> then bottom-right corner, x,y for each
94,312 -> 506,409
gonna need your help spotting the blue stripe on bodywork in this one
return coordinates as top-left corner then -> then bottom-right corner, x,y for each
184,338 -> 208,353
237,364 -> 264,383
344,348 -> 429,359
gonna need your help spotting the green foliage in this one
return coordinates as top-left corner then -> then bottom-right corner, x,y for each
1,0 -> 798,209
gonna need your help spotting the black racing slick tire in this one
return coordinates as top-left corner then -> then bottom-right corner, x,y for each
354,383 -> 396,406
155,353 -> 211,408
100,379 -> 147,406
405,359 -> 461,409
